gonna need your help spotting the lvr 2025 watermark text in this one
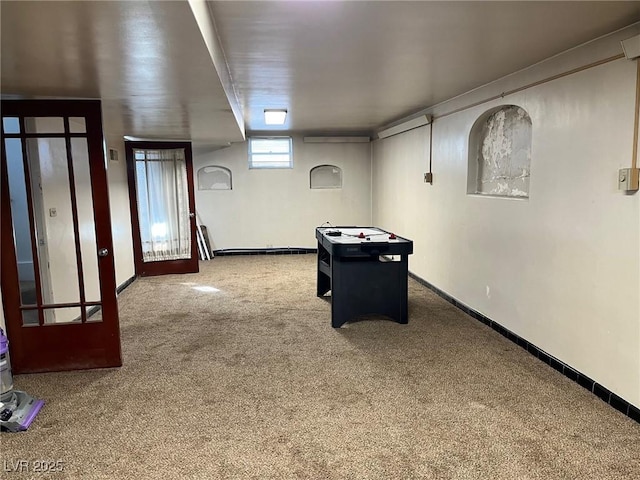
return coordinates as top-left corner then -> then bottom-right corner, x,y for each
3,459 -> 65,473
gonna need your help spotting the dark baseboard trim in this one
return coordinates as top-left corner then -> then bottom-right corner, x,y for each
116,275 -> 136,295
213,248 -> 317,256
408,271 -> 640,424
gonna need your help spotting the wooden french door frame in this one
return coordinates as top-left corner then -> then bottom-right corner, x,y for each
125,141 -> 199,277
1,99 -> 121,373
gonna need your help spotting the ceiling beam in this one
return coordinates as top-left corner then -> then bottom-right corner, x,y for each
188,0 -> 245,139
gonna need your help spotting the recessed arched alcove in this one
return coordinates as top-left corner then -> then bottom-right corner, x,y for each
468,105 -> 532,198
197,166 -> 232,190
310,165 -> 342,189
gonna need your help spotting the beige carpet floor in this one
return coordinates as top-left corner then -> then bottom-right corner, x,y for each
2,255 -> 639,479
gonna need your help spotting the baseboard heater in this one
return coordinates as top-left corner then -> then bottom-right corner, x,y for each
213,247 -> 317,256
408,271 -> 640,424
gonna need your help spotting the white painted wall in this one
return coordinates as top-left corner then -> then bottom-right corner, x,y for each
194,137 -> 372,249
372,26 -> 640,408
103,133 -> 135,288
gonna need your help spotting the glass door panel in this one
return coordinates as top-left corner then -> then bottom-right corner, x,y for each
71,138 -> 101,304
5,138 -> 36,307
26,137 -> 81,323
134,148 -> 191,263
24,117 -> 65,134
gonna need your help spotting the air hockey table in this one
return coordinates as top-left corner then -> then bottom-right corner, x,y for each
316,226 -> 413,328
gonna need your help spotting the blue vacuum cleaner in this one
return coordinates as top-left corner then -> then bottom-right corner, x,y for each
0,329 -> 44,432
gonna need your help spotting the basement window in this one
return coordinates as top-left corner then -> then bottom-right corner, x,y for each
248,137 -> 293,169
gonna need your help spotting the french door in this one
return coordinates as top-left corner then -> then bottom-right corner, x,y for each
1,100 -> 121,373
125,141 -> 199,276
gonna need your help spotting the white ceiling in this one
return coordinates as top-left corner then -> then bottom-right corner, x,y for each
2,1 -> 639,147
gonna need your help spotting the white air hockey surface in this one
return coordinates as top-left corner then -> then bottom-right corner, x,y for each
326,227 -> 400,243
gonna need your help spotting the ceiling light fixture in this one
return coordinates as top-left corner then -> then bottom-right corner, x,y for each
264,109 -> 287,125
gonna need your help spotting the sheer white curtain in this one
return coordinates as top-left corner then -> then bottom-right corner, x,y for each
134,149 -> 191,262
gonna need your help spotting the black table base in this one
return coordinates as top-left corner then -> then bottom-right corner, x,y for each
316,227 -> 413,328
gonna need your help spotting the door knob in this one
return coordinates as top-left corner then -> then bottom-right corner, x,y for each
98,248 -> 109,257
